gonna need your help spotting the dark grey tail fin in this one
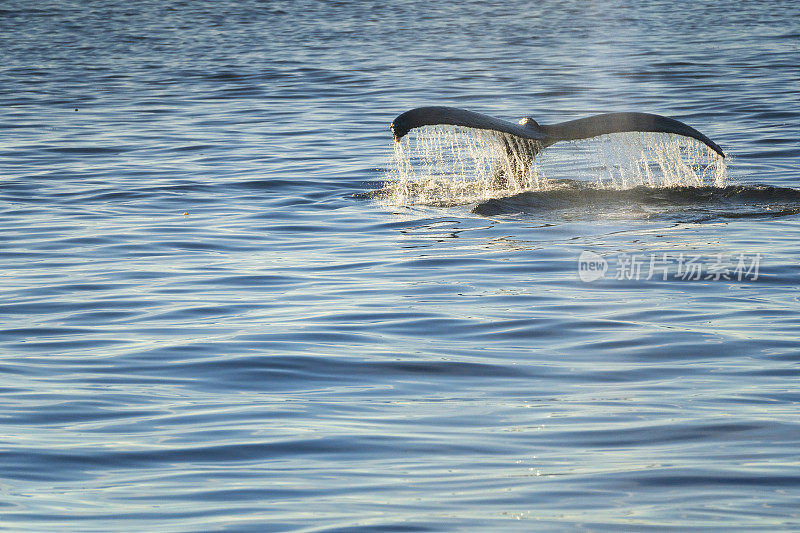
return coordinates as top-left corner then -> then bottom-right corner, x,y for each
391,106 -> 546,142
390,106 -> 725,188
391,106 -> 724,158
542,112 -> 725,158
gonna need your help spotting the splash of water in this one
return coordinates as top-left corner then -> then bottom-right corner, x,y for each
382,125 -> 537,206
378,125 -> 727,206
551,130 -> 727,189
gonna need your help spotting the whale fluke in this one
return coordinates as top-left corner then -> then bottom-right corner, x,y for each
543,112 -> 725,158
391,106 -> 547,143
391,106 -> 725,158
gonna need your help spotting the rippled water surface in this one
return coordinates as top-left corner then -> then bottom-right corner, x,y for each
2,1 -> 800,530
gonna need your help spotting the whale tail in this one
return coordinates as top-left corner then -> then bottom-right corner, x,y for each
540,112 -> 725,158
391,106 -> 548,143
390,106 -> 725,186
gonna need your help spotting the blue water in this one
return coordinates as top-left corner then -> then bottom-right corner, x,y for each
2,1 -> 799,530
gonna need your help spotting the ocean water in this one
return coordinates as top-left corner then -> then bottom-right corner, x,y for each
1,0 -> 799,530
